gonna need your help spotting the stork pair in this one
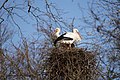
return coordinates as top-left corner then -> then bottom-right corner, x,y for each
53,28 -> 82,48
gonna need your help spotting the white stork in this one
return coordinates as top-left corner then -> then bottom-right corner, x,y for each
54,28 -> 82,47
53,27 -> 73,47
53,28 -> 61,38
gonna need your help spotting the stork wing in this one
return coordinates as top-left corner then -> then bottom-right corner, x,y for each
54,32 -> 73,45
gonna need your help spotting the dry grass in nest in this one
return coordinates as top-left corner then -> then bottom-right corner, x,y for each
44,47 -> 99,80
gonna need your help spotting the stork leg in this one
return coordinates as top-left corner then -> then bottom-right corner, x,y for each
71,43 -> 75,48
67,44 -> 71,49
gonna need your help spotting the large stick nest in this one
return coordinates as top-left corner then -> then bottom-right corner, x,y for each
44,48 -> 99,80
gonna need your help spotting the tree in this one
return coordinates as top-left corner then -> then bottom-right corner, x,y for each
0,0 -> 101,80
0,24 -> 13,79
85,0 -> 120,79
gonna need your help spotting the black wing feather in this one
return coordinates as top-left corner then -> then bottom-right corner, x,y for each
54,32 -> 73,45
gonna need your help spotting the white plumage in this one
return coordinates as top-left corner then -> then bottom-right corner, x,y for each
54,28 -> 82,47
53,28 -> 60,38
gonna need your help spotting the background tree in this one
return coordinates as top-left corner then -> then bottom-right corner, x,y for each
0,0 -> 86,79
1,0 -> 119,80
0,24 -> 13,79
83,0 -> 120,79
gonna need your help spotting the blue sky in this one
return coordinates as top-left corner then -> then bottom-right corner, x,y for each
1,0 -> 92,46
19,0 -> 89,34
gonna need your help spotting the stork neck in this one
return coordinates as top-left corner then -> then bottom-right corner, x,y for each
56,32 -> 60,37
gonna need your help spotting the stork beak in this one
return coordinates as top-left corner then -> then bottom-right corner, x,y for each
77,32 -> 82,39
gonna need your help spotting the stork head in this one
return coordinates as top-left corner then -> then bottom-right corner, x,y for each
73,28 -> 82,39
73,28 -> 79,33
54,28 -> 60,33
53,27 -> 60,37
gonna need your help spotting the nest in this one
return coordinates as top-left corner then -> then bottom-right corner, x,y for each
44,48 -> 98,80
